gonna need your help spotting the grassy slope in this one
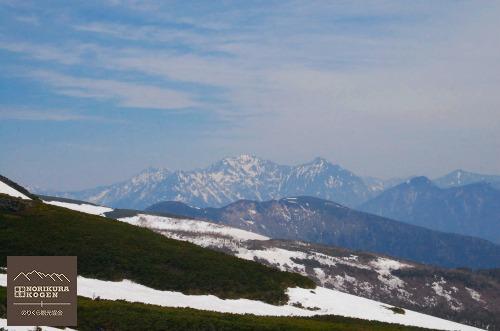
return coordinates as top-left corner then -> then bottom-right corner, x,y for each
0,287 -> 430,331
0,195 -> 313,304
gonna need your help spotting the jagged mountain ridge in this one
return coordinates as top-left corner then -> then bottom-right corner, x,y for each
48,155 -> 396,209
39,156 -> 500,210
146,196 -> 500,269
360,176 -> 500,244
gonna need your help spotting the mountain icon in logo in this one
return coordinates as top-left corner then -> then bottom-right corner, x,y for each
13,269 -> 71,282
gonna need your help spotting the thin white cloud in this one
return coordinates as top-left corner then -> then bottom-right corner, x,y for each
29,70 -> 198,110
0,41 -> 82,65
73,22 -> 209,46
0,107 -> 104,122
14,15 -> 39,25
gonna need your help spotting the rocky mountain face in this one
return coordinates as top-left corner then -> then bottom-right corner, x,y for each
118,211 -> 500,330
46,155 -> 394,209
145,196 -> 500,269
434,169 -> 500,189
360,177 -> 500,244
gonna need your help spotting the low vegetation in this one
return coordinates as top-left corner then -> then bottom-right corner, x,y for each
385,306 -> 406,315
0,195 -> 313,304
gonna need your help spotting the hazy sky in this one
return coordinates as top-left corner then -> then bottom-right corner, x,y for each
1,1 -> 499,190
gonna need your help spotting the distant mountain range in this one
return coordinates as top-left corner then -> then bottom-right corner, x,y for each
43,155 -> 396,209
146,196 -> 500,269
39,156 -> 500,211
360,177 -> 500,244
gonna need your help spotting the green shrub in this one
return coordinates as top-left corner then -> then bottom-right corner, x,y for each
385,306 -> 406,315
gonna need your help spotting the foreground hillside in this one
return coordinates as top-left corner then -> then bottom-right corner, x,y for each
360,177 -> 500,244
0,194 -> 313,303
145,196 -> 500,269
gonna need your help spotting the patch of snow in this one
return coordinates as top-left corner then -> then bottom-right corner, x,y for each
314,267 -> 326,281
119,214 -> 269,241
465,287 -> 482,302
370,258 -> 410,290
287,287 -> 481,331
43,200 -> 113,216
0,181 -> 31,200
237,247 -> 308,273
431,278 -> 463,311
0,275 -> 481,330
369,257 -> 414,301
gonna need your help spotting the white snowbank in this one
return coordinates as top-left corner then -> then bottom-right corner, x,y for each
43,200 -> 113,216
286,286 -> 481,330
0,181 -> 30,200
0,275 -> 483,330
78,277 -> 307,316
120,214 -> 269,241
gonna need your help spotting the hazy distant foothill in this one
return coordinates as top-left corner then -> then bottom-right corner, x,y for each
361,176 -> 500,244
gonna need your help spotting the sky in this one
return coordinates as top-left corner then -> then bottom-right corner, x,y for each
1,0 -> 500,190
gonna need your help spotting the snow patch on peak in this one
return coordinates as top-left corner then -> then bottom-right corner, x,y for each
132,167 -> 170,184
58,155 -> 377,209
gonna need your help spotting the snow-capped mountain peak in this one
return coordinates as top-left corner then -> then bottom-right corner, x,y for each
209,154 -> 281,176
51,156 -> 384,209
131,167 -> 170,185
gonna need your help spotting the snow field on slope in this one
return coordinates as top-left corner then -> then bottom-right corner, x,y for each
118,214 -> 414,297
0,275 -> 482,331
42,200 -> 113,216
119,214 -> 269,241
0,181 -> 30,200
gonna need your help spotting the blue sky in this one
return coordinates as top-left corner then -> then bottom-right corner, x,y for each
1,1 -> 499,190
